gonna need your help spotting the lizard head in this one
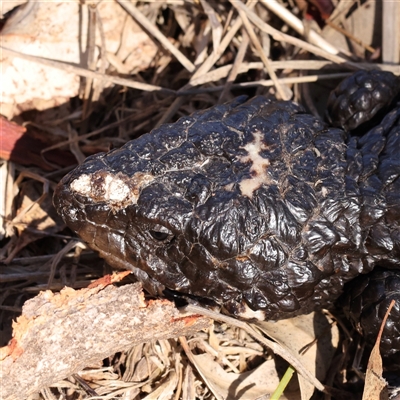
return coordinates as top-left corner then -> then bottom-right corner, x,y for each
54,96 -> 343,319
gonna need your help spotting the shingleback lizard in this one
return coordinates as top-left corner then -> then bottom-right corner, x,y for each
53,70 -> 400,369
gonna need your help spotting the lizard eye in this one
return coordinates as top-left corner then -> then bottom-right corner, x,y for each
149,225 -> 173,242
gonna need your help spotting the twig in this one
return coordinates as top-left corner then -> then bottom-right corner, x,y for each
179,72 -> 352,95
235,3 -> 290,100
1,47 -> 175,94
229,1 -> 362,70
187,60 -> 399,88
156,0 -> 258,127
39,111 -> 159,156
0,281 -> 212,400
184,304 -> 326,393
115,0 -> 195,73
259,0 -> 351,56
382,0 -> 400,63
218,30 -> 250,103
325,20 -> 376,54
199,0 -> 223,52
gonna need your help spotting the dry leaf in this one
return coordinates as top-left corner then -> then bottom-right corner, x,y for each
1,0 -> 157,118
362,300 -> 396,400
0,1 -> 26,17
362,345 -> 388,400
0,116 -> 76,170
3,177 -> 64,262
192,352 -> 293,400
322,1 -> 379,58
256,312 -> 339,400
142,371 -> 178,400
182,364 -> 196,400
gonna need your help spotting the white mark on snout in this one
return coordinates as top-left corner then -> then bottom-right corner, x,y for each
70,174 -> 92,196
105,175 -> 130,202
70,171 -> 154,208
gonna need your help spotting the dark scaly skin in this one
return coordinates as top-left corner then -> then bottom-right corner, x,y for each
53,71 -> 400,367
326,69 -> 400,131
326,70 -> 400,369
340,268 -> 400,369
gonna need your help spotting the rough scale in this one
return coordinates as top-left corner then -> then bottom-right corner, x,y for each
54,70 -> 400,368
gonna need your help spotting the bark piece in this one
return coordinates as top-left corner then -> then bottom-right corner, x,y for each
0,277 -> 212,400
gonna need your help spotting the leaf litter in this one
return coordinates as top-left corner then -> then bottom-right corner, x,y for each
0,0 -> 399,399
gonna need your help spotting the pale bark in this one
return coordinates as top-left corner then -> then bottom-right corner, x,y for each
0,276 -> 211,400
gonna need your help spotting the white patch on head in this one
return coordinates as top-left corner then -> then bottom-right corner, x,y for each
104,175 -> 130,202
70,174 -> 92,196
238,130 -> 270,198
70,171 -> 154,208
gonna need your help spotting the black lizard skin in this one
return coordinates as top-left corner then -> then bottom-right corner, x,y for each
53,70 -> 400,368
326,69 -> 400,131
340,268 -> 400,369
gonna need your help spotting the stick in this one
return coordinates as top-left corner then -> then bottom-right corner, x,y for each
0,277 -> 211,400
